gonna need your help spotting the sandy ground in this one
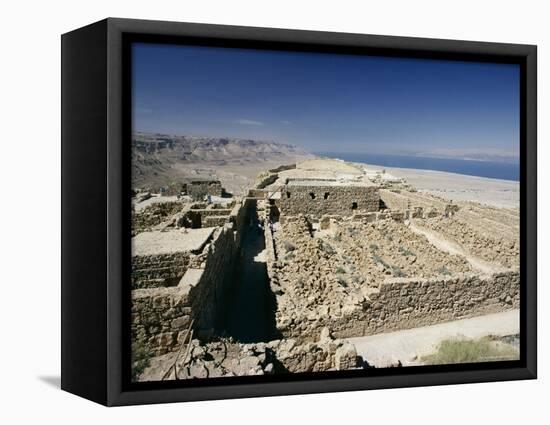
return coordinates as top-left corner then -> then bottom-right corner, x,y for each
346,309 -> 519,367
172,156 -> 312,196
133,195 -> 180,212
361,163 -> 519,209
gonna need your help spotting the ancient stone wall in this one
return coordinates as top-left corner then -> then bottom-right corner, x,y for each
185,223 -> 242,334
279,183 -> 380,217
132,201 -> 183,235
203,216 -> 230,227
160,182 -> 185,196
131,286 -> 192,355
131,198 -> 253,355
268,164 -> 296,173
255,173 -> 279,189
131,252 -> 191,289
379,189 -> 415,210
248,189 -> 267,198
263,204 -> 283,300
362,270 -> 519,335
187,180 -> 223,200
187,208 -> 232,228
379,189 -> 458,217
275,269 -> 519,341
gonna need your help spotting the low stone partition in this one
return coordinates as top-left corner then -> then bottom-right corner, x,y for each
131,252 -> 191,289
275,269 -> 520,341
131,227 -> 215,289
203,215 -> 231,227
379,189 -> 458,217
187,208 -> 232,228
248,189 -> 267,198
350,211 -> 407,223
255,172 -> 279,189
362,270 -> 519,335
268,164 -> 296,173
131,201 -> 183,234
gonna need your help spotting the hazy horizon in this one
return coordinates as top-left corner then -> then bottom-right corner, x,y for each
133,43 -> 520,163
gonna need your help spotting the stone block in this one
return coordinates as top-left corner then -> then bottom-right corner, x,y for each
335,343 -> 358,370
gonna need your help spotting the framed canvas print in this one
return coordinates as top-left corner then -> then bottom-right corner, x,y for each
61,18 -> 537,406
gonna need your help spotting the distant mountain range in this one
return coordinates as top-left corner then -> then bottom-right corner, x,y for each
132,132 -> 313,191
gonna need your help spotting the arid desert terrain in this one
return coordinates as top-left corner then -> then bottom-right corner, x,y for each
130,134 -> 520,381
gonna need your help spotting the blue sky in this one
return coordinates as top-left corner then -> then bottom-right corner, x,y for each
132,43 -> 520,162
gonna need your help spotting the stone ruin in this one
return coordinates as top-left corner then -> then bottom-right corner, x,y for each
130,159 -> 520,381
158,179 -> 224,199
279,178 -> 380,216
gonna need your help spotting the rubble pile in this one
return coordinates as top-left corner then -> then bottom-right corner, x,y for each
132,201 -> 184,235
136,327 -> 361,381
420,216 -> 519,268
271,215 -> 475,341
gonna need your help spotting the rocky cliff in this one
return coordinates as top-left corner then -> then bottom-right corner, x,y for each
132,132 -> 313,194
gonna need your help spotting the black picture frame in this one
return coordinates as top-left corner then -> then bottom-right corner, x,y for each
61,18 -> 537,406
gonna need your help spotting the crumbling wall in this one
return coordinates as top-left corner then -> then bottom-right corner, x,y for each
362,270 -> 519,335
188,180 -> 223,200
276,269 -> 519,341
132,201 -> 183,235
186,223 -> 242,334
248,189 -> 267,198
279,184 -> 380,216
418,216 -> 519,269
160,182 -> 185,196
136,329 -> 359,381
203,216 -> 230,227
255,173 -> 279,189
266,334 -> 359,373
269,164 -> 296,173
131,286 -> 192,355
379,189 -> 458,217
131,252 -> 191,289
263,205 -> 283,299
186,208 -> 232,228
131,199 -> 253,354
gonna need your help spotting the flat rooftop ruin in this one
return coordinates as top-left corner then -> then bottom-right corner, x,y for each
286,178 -> 376,187
279,177 -> 380,216
131,227 -> 215,256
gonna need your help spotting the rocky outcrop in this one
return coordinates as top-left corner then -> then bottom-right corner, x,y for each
132,132 -> 313,191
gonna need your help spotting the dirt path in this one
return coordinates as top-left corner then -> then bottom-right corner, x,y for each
409,220 -> 502,274
346,309 -> 519,367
